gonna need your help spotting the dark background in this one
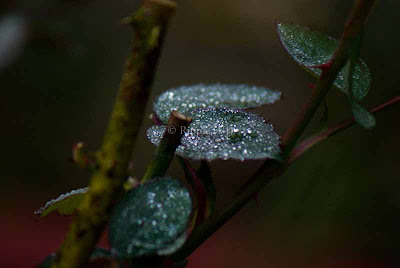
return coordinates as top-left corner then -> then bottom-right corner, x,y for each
1,0 -> 400,267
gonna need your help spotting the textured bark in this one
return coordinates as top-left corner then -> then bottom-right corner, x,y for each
52,1 -> 176,267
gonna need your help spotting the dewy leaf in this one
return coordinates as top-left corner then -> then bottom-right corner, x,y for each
343,32 -> 375,129
35,187 -> 88,217
350,101 -> 376,129
154,84 -> 281,123
109,177 -> 192,258
276,23 -> 371,101
147,108 -> 282,161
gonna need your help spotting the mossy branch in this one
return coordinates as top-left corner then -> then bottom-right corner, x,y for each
52,1 -> 176,267
172,0 -> 377,261
142,111 -> 192,182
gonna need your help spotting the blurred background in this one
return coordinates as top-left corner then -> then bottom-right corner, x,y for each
1,0 -> 400,267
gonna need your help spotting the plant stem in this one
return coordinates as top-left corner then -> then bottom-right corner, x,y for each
178,157 -> 207,226
173,0 -> 377,261
142,111 -> 192,182
288,95 -> 400,164
52,1 -> 176,267
171,161 -> 284,261
282,0 -> 377,156
198,160 -> 216,218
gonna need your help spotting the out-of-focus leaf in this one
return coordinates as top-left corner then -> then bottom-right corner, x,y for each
109,177 -> 193,258
147,108 -> 282,161
0,14 -> 28,71
276,23 -> 371,101
154,84 -> 281,123
35,187 -> 88,217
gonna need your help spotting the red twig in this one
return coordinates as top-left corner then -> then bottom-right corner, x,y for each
288,95 -> 400,164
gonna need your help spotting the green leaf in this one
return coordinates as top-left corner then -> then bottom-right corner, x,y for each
109,177 -> 193,258
276,23 -> 371,101
147,108 -> 282,161
342,31 -> 375,129
350,101 -> 376,129
154,84 -> 281,123
35,187 -> 88,217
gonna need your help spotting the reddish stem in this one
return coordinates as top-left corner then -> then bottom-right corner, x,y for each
288,95 -> 400,164
182,159 -> 208,227
150,113 -> 163,126
310,62 -> 332,72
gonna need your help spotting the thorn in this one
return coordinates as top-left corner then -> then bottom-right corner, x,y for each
310,62 -> 332,72
72,142 -> 88,168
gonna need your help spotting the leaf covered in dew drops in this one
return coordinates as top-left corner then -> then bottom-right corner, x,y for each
109,177 -> 193,258
276,23 -> 371,102
147,108 -> 282,161
342,35 -> 376,130
153,84 -> 281,123
35,187 -> 88,217
350,101 -> 376,129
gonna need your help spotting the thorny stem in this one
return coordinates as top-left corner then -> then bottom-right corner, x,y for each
142,111 -> 192,182
288,95 -> 400,164
52,1 -> 176,267
173,0 -> 378,261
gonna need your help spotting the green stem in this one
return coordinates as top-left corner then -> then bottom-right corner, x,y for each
52,1 -> 176,267
142,111 -> 192,182
173,0 -> 377,261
